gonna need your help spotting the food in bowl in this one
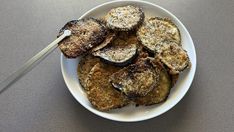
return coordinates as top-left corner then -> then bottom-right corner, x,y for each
92,34 -> 138,66
58,18 -> 108,58
85,62 -> 129,111
105,5 -> 144,31
109,58 -> 160,98
58,5 -> 191,111
137,17 -> 181,53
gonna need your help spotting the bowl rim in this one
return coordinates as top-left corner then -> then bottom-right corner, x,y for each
60,0 -> 197,122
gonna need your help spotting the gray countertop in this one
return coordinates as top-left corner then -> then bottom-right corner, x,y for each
0,0 -> 234,132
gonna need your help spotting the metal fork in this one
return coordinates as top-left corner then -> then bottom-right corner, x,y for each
0,30 -> 71,94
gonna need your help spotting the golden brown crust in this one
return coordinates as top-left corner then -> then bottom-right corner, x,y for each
92,33 -> 138,66
105,5 -> 144,31
85,63 -> 129,111
134,64 -> 171,105
137,17 -> 181,53
110,58 -> 160,98
73,7 -> 192,110
58,18 -> 107,58
91,31 -> 116,52
77,55 -> 101,89
157,43 -> 190,74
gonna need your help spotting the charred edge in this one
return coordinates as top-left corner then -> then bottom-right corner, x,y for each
98,50 -> 138,67
60,18 -> 108,57
107,7 -> 145,31
134,67 -> 172,106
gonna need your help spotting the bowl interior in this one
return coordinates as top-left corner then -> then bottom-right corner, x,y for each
61,0 -> 196,122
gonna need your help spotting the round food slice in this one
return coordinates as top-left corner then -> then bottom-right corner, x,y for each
58,18 -> 107,58
91,32 -> 116,52
85,63 -> 129,111
137,17 -> 181,53
134,65 -> 171,105
105,5 -> 144,31
158,43 -> 190,74
110,58 -> 160,98
77,55 -> 101,89
92,35 -> 138,66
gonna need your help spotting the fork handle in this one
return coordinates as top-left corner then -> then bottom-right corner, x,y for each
0,30 -> 71,94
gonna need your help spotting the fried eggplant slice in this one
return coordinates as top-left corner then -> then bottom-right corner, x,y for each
158,43 -> 190,74
137,17 -> 181,53
110,58 -> 160,98
58,18 -> 107,58
77,55 -> 101,89
91,32 -> 116,52
85,63 -> 129,111
92,35 -> 138,66
105,5 -> 144,31
134,65 -> 171,105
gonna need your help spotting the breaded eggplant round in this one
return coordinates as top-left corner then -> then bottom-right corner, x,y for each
92,34 -> 138,66
77,55 -> 101,89
85,63 -> 129,111
105,5 -> 144,31
110,58 -> 160,98
134,64 -> 171,105
91,32 -> 116,52
137,17 -> 181,53
158,43 -> 190,74
58,18 -> 107,58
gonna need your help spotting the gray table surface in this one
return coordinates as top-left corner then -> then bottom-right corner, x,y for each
0,0 -> 234,132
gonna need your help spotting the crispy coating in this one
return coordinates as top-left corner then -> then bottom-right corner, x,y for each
105,5 -> 144,31
158,43 -> 190,74
77,55 -> 101,89
134,65 -> 171,105
58,18 -> 107,58
91,31 -> 116,52
92,33 -> 138,66
85,63 -> 129,111
137,17 -> 181,53
110,58 -> 160,98
74,7 -> 192,110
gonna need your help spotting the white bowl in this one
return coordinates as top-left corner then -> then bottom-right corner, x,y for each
61,0 -> 196,122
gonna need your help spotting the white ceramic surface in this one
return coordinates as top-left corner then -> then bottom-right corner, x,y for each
61,0 -> 196,122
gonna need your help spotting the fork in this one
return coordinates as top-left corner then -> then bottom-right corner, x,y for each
0,30 -> 71,94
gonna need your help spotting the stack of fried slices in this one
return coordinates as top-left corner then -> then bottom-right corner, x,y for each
58,5 -> 191,111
